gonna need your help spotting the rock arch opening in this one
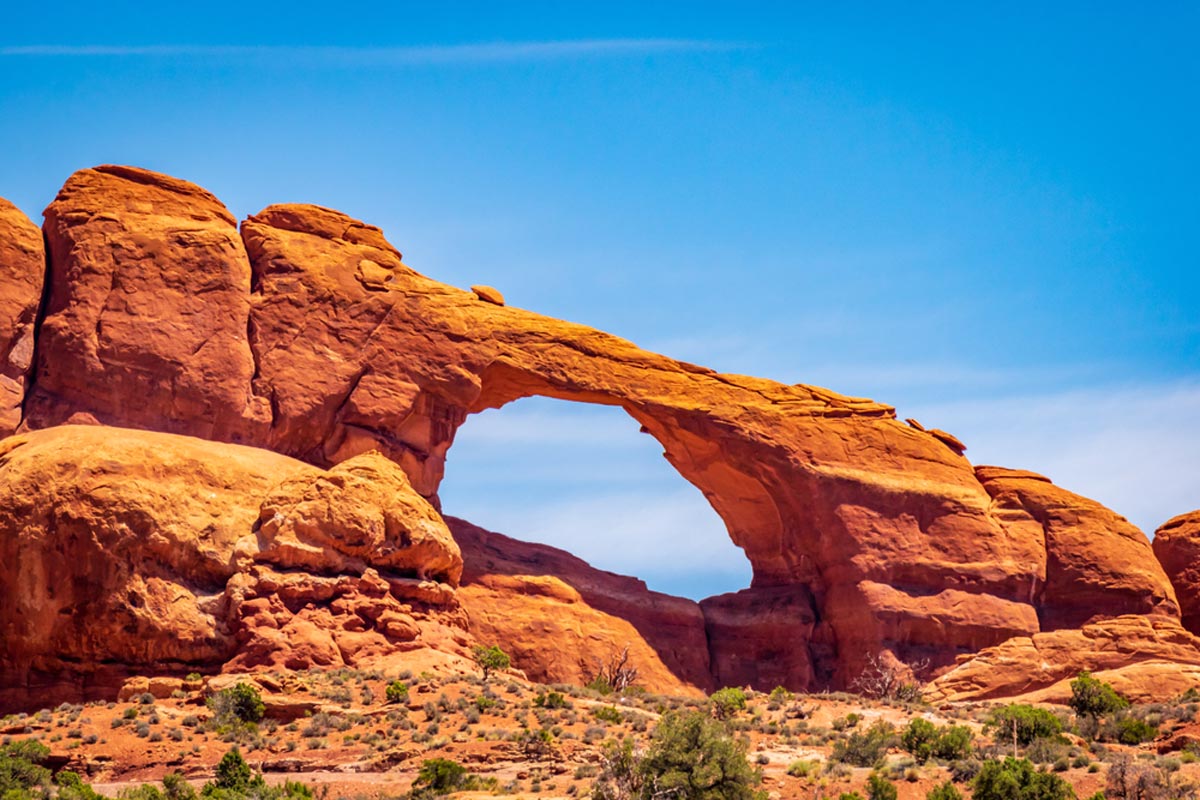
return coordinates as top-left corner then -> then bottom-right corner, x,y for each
439,396 -> 752,600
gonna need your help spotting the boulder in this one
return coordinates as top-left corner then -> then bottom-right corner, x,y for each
0,424 -> 466,712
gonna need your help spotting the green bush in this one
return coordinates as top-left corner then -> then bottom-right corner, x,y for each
709,687 -> 748,720
933,726 -> 973,760
926,782 -> 962,800
902,719 -> 972,762
535,691 -> 569,709
1070,672 -> 1129,718
987,704 -> 1064,746
634,711 -> 764,800
208,683 -> 264,724
593,706 -> 624,724
972,757 -> 1076,800
414,758 -> 468,795
385,681 -> 409,704
1113,716 -> 1158,745
867,772 -> 897,800
832,720 -> 897,768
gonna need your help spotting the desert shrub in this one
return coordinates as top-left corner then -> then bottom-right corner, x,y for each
535,691 -> 569,709
1025,736 -> 1071,765
472,645 -> 511,681
986,704 -> 1064,746
593,706 -> 624,724
832,720 -> 897,768
867,772 -> 897,800
786,759 -> 818,778
769,687 -> 793,705
1070,672 -> 1129,718
1110,716 -> 1158,745
208,683 -> 264,724
1106,755 -> 1177,800
709,688 -> 748,720
385,681 -> 409,704
926,782 -> 962,800
413,758 -> 467,795
972,757 -> 1075,800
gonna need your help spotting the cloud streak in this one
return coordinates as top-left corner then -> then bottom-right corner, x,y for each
0,40 -> 737,63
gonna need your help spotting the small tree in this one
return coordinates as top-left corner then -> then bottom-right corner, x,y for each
636,711 -> 764,800
590,645 -> 640,693
212,747 -> 253,792
472,645 -> 511,681
709,687 -> 748,720
1070,672 -> 1129,718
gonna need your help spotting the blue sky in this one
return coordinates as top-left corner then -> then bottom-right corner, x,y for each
1,3 -> 1197,599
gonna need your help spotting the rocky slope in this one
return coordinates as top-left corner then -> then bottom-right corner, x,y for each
0,164 -> 1196,708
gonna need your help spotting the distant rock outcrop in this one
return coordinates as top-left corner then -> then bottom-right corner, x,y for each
0,164 -> 1195,707
0,199 -> 44,436
1154,510 -> 1200,634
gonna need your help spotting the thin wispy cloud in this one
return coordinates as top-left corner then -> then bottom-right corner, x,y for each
0,40 -> 739,63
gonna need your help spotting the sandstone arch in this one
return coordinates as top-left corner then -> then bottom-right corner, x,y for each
10,165 -> 1185,693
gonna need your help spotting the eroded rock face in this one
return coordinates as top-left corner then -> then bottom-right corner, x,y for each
23,166 -> 270,441
976,467 -> 1179,629
1154,511 -> 1200,635
451,517 -> 710,696
925,615 -> 1200,703
0,199 -> 44,435
0,424 -> 465,711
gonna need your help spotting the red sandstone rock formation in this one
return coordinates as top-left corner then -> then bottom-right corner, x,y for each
0,424 -> 465,711
24,166 -> 269,441
1154,510 -> 1200,634
0,164 -> 1195,704
925,615 -> 1200,702
452,517 -> 710,696
0,199 -> 44,436
976,466 -> 1178,628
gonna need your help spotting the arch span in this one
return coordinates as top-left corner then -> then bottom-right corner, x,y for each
238,201 -> 1054,689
